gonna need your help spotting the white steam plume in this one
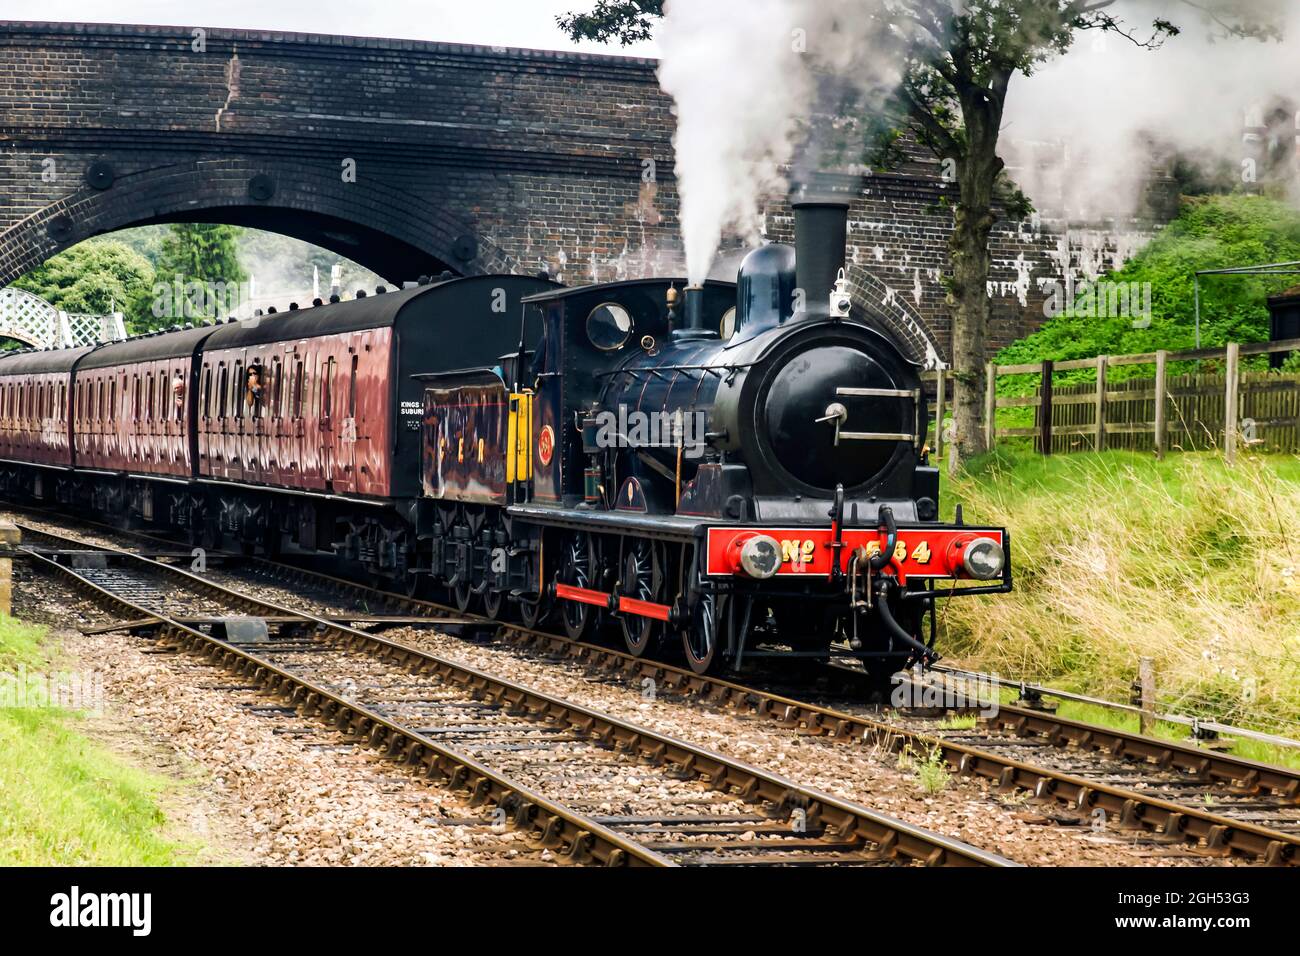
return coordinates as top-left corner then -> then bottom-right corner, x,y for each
656,0 -> 808,284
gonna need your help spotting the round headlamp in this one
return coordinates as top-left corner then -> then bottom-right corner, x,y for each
738,534 -> 782,579
961,537 -> 1005,580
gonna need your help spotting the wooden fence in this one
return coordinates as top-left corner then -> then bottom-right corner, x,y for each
926,337 -> 1300,461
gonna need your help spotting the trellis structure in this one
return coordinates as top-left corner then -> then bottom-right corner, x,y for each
0,287 -> 126,349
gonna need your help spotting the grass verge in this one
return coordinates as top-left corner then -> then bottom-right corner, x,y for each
936,449 -> 1300,766
0,615 -> 190,865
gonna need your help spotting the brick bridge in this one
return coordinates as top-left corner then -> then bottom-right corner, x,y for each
0,21 -> 1162,361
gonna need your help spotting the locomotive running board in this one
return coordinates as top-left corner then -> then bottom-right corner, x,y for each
555,583 -> 672,622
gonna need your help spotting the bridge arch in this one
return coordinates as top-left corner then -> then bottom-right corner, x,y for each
845,264 -> 946,369
0,158 -> 522,289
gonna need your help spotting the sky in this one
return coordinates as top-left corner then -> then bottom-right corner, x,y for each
0,0 -> 661,56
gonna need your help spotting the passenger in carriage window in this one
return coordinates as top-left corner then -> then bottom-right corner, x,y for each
245,364 -> 264,413
172,371 -> 185,418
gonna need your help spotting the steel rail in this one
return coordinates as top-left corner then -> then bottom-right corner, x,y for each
20,545 -> 671,867
17,524 -> 1008,868
14,513 -> 1300,863
193,552 -> 1300,865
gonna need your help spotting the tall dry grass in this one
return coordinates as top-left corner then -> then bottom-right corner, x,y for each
939,451 -> 1300,737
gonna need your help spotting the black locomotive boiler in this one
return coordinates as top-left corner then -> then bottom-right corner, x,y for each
423,197 -> 1011,687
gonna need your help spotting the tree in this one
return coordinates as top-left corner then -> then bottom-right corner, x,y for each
12,239 -> 155,329
561,0 -> 1277,469
152,223 -> 248,327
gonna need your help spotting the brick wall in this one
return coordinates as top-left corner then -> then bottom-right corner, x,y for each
0,21 -> 1167,361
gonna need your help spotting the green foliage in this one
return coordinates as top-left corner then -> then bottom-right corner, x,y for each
10,239 -> 155,326
157,223 -> 246,286
145,223 -> 248,329
557,0 -> 662,45
997,195 -> 1300,375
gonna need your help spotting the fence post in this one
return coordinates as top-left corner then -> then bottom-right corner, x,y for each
1139,657 -> 1156,736
933,370 -> 946,461
1224,342 -> 1240,465
1037,360 -> 1054,455
0,521 -> 18,616
1094,354 -> 1108,452
1153,350 -> 1168,460
984,361 -> 997,451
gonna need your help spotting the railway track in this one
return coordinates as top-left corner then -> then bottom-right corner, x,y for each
12,522 -> 1009,868
172,541 -> 1300,866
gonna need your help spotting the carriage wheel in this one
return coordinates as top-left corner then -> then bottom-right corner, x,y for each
453,577 -> 477,613
482,585 -> 506,621
619,538 -> 665,657
683,591 -> 731,676
558,532 -> 598,641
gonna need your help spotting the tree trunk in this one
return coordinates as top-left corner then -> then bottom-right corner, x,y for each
948,196 -> 995,469
946,100 -> 1004,472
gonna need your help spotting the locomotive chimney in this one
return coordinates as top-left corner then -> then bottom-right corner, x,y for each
684,285 -> 705,330
792,197 -> 849,319
673,284 -> 712,340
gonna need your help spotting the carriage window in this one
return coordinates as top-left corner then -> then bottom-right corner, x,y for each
132,376 -> 140,421
269,359 -> 280,419
233,362 -> 243,418
146,374 -> 156,422
586,302 -> 634,350
348,355 -> 358,417
59,383 -> 66,421
217,365 -> 228,420
201,367 -> 211,419
322,357 -> 335,420
110,379 -> 118,420
292,360 -> 304,418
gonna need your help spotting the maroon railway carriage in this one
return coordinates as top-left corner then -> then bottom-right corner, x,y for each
0,346 -> 90,482
0,274 -> 558,579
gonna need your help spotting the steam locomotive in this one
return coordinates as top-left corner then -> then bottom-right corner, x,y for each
0,197 -> 1010,689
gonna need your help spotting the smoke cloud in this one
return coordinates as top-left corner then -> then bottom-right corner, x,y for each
1004,0 -> 1298,220
656,0 -> 1298,285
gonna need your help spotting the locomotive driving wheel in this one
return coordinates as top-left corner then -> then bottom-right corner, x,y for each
619,538 -> 666,658
557,532 -> 599,641
683,589 -> 731,675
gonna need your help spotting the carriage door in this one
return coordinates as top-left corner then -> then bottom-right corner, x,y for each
319,353 -> 336,489
340,333 -> 365,494
288,348 -> 305,487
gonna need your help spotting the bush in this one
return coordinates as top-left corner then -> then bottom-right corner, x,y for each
998,194 -> 1300,376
